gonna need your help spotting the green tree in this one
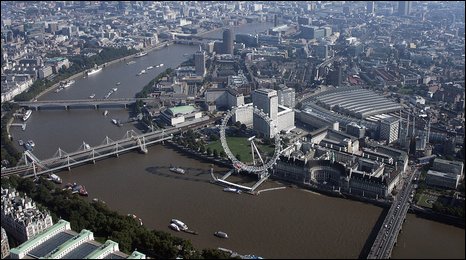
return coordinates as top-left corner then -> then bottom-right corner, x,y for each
213,149 -> 219,158
206,147 -> 212,156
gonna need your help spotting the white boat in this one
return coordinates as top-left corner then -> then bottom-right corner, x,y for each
140,69 -> 146,74
169,223 -> 180,231
116,82 -> 121,85
214,231 -> 228,239
50,174 -> 62,184
112,88 -> 118,92
156,64 -> 160,68
27,140 -> 35,147
170,167 -> 185,174
223,187 -> 241,194
89,94 -> 96,99
171,219 -> 188,230
104,91 -> 113,99
135,52 -> 148,58
103,110 -> 108,116
111,119 -> 118,125
146,66 -> 153,70
61,80 -> 75,89
18,140 -> 24,146
87,67 -> 102,75
159,63 -> 164,67
127,61 -> 136,65
22,110 -> 32,121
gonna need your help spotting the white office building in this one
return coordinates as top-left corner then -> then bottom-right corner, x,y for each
252,88 -> 294,138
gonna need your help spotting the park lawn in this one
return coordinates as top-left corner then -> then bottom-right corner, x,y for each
207,137 -> 275,163
417,193 -> 436,209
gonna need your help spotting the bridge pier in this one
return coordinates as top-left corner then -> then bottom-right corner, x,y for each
94,105 -> 98,110
65,105 -> 69,110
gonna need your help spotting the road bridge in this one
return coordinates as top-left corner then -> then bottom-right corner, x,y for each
367,167 -> 420,259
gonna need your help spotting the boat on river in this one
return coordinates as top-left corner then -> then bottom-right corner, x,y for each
48,174 -> 62,184
135,52 -> 148,58
103,110 -> 108,116
171,219 -> 188,231
60,80 -> 75,89
89,94 -> 96,99
87,66 -> 102,75
169,223 -> 180,231
214,231 -> 229,239
22,110 -> 32,121
170,167 -> 185,174
223,187 -> 241,194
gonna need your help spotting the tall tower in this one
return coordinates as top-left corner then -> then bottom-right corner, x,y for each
252,89 -> 278,138
398,1 -> 411,16
367,1 -> 375,14
223,28 -> 234,55
194,46 -> 206,77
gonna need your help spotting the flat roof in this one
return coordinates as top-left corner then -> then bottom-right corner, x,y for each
434,158 -> 464,167
10,219 -> 71,256
168,105 -> 195,115
62,241 -> 99,259
84,240 -> 119,259
44,230 -> 93,259
427,170 -> 458,179
26,231 -> 75,258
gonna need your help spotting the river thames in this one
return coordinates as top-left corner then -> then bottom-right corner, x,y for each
9,22 -> 465,258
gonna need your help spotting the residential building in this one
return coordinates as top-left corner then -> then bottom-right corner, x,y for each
1,188 -> 53,243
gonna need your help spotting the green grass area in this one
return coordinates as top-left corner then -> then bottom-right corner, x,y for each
417,193 -> 437,209
206,137 -> 275,163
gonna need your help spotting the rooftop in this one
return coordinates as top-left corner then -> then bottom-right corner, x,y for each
168,105 -> 195,115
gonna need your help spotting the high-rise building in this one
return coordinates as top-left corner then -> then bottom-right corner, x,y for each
253,89 -> 278,138
278,87 -> 296,108
194,46 -> 206,77
273,14 -> 278,27
223,28 -> 234,55
398,1 -> 411,16
378,117 -> 400,144
327,64 -> 343,87
367,1 -> 375,14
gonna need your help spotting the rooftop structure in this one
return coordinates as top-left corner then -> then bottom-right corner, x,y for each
311,87 -> 402,119
1,187 -> 53,243
9,220 -> 145,259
